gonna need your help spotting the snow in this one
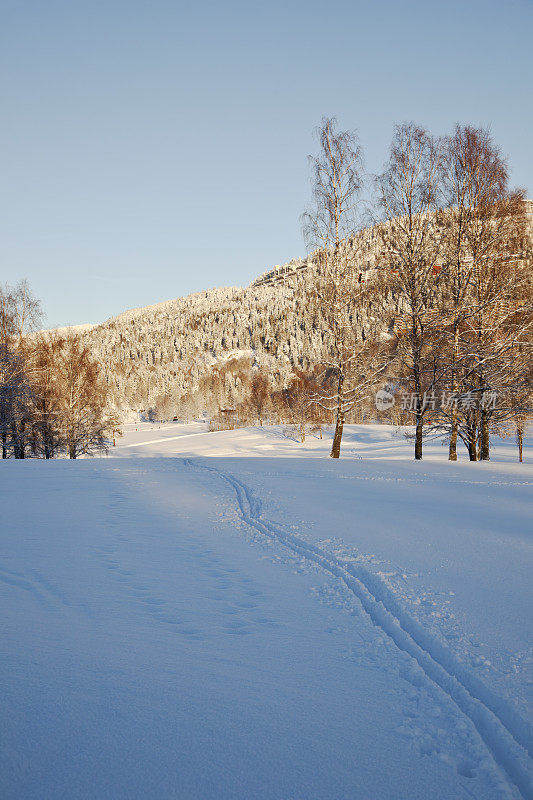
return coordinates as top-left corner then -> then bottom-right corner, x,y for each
1,423 -> 532,799
42,322 -> 98,336
112,419 -> 532,463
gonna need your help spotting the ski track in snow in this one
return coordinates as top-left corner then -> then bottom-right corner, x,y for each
117,431 -> 211,448
184,457 -> 533,800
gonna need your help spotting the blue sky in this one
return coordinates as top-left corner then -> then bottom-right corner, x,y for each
1,0 -> 532,327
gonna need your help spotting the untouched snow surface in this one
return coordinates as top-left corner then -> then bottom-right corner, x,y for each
1,423 -> 532,799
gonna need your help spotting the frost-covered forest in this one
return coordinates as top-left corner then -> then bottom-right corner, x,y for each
80,283 -> 318,413
77,215 -> 397,421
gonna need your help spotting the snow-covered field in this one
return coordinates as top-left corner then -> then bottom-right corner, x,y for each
1,423 -> 532,799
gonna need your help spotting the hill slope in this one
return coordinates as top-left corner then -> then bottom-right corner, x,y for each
75,202 -> 533,417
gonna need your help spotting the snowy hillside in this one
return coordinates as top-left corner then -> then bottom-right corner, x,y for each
71,217 -> 400,415
1,424 -> 532,799
39,202 -> 530,420
76,282 -> 310,412
47,322 -> 98,336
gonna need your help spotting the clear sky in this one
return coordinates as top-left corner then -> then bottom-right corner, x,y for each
1,0 -> 532,328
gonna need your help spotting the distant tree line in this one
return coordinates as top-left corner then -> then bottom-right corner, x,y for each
0,281 -> 116,459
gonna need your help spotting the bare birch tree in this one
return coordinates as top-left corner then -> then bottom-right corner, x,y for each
248,372 -> 270,426
28,335 -> 66,458
54,337 -> 115,458
302,117 -> 378,458
374,123 -> 446,460
0,281 -> 42,458
440,125 -> 532,460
